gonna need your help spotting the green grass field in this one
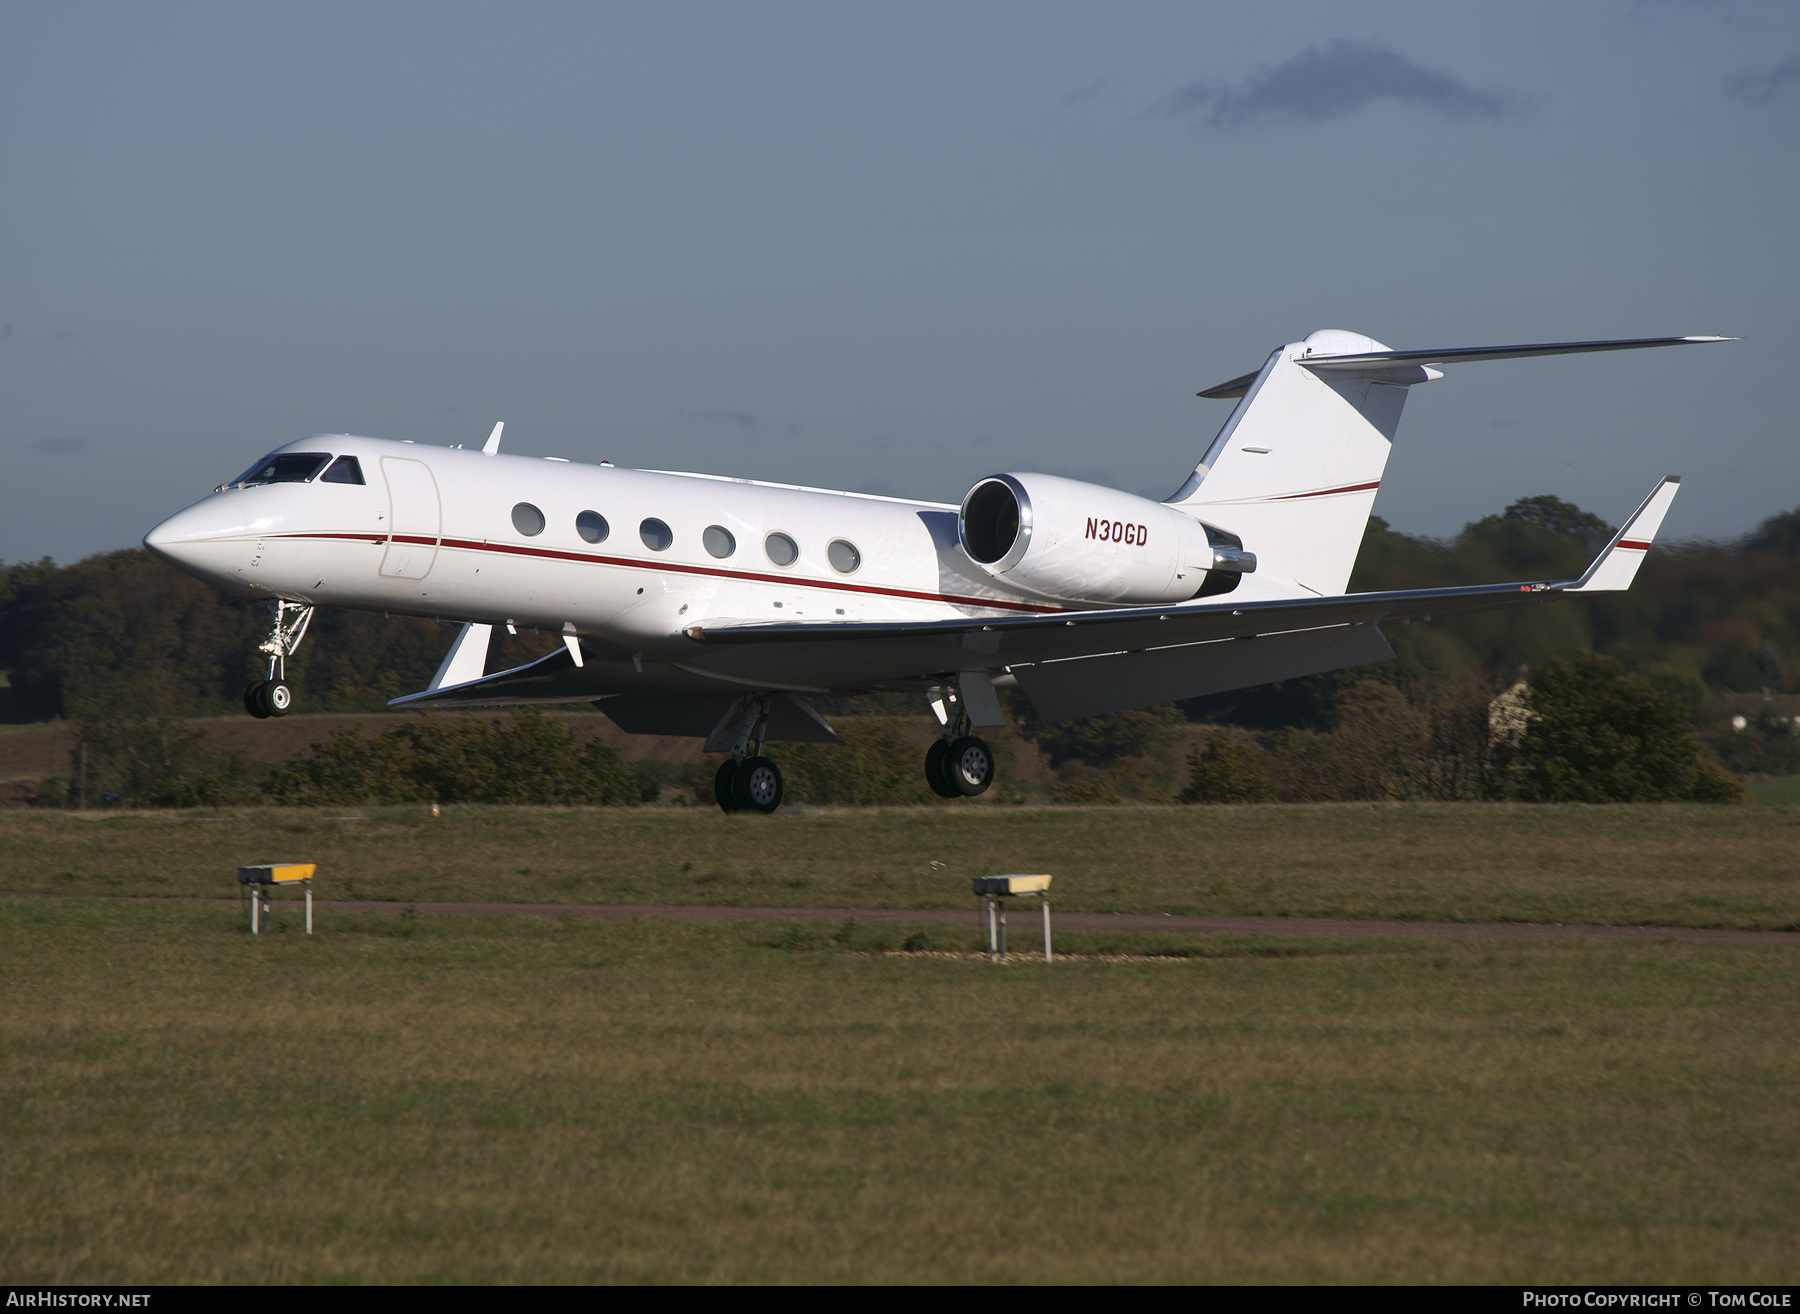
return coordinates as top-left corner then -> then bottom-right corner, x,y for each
1745,777 -> 1800,807
5,802 -> 1800,929
3,897 -> 1795,1283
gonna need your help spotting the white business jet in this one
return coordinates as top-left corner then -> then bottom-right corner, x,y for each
144,330 -> 1726,812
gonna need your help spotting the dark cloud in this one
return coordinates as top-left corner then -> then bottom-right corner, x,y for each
31,436 -> 87,454
1060,79 -> 1106,109
1163,40 -> 1525,129
1728,57 -> 1800,105
696,410 -> 760,430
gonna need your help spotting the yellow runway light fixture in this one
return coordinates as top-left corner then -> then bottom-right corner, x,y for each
239,863 -> 317,935
971,874 -> 1053,962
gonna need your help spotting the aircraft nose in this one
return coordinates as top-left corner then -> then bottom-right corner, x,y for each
143,504 -> 210,565
143,500 -> 250,583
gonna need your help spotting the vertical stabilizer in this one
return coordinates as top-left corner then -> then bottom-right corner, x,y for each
1168,330 -> 1436,596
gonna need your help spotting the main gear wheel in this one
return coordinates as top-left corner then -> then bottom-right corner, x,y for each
924,739 -> 961,798
730,756 -> 784,813
941,735 -> 994,796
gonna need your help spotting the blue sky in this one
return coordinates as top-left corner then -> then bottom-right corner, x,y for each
3,0 -> 1796,564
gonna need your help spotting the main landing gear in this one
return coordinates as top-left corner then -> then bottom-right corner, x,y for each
710,683 -> 998,813
925,684 -> 995,798
244,600 -> 313,719
714,696 -> 785,814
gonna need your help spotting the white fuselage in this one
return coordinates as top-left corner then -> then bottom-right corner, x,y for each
144,434 -> 1305,696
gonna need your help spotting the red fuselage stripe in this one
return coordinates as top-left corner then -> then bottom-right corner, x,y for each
275,532 -> 1066,613
1270,481 -> 1383,501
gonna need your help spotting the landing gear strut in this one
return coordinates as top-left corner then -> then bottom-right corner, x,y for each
714,695 -> 784,814
244,600 -> 313,719
925,684 -> 995,797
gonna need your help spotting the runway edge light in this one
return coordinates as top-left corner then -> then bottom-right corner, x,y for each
238,863 -> 317,935
971,874 -> 1053,961
971,874 -> 1051,897
238,864 -> 316,885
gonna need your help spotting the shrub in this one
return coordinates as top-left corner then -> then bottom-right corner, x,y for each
1052,779 -> 1124,806
1517,653 -> 1747,803
757,718 -> 939,806
1179,730 -> 1274,804
1012,699 -> 1183,770
262,708 -> 652,806
1707,711 -> 1800,777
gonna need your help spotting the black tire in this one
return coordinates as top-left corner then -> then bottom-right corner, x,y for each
265,680 -> 294,717
245,682 -> 273,719
713,759 -> 740,812
730,755 -> 784,813
924,739 -> 960,798
943,735 -> 994,797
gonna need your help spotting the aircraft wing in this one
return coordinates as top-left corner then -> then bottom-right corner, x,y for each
394,477 -> 1677,724
680,477 -> 1680,719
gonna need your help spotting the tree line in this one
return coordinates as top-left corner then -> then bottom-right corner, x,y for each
3,493 -> 1797,806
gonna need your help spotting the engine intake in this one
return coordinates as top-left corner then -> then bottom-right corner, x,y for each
961,476 -> 1030,568
958,471 -> 1251,606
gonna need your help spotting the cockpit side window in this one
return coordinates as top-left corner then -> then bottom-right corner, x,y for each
229,453 -> 333,486
321,455 -> 365,485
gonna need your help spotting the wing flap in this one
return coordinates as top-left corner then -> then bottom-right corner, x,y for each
683,585 -> 1537,686
1013,622 -> 1396,721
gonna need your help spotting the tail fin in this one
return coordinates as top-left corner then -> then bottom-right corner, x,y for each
1168,330 -> 1730,597
1167,330 -> 1427,596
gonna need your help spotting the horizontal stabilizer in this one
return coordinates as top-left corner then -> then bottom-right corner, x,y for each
1197,369 -> 1262,400
1564,476 -> 1681,593
1301,335 -> 1733,370
1197,335 -> 1733,397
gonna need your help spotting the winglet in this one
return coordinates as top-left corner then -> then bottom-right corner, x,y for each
1564,477 -> 1681,593
482,422 -> 505,455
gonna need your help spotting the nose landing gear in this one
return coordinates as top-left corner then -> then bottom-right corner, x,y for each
243,600 -> 313,719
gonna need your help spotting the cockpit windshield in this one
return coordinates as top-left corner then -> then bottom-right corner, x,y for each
225,453 -> 333,487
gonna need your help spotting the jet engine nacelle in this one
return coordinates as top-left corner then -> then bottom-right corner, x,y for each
958,472 -> 1255,606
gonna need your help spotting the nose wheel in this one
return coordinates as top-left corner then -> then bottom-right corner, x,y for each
243,679 -> 294,719
244,601 -> 312,718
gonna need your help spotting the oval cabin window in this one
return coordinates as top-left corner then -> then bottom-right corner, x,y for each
827,539 -> 861,574
576,510 -> 609,544
764,532 -> 798,566
703,526 -> 736,559
512,502 -> 546,537
639,518 -> 673,551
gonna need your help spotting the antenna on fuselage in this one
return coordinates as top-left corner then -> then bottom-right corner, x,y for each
482,422 -> 505,455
